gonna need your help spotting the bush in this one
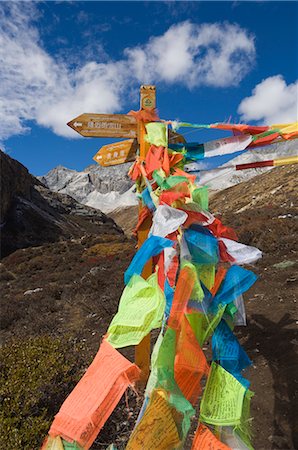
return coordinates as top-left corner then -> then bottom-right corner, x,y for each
0,335 -> 89,450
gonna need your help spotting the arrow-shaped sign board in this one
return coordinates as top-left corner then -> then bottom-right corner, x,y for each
93,139 -> 138,167
67,113 -> 138,138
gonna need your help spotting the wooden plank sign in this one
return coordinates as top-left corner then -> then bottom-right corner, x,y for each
67,113 -> 138,138
93,139 -> 138,167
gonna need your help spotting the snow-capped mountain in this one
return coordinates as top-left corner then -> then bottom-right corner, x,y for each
40,140 -> 297,213
39,163 -> 138,214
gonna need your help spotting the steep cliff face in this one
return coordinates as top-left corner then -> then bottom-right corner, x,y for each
0,150 -> 40,221
0,151 -> 122,257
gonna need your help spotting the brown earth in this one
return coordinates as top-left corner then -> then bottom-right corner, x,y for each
1,163 -> 297,449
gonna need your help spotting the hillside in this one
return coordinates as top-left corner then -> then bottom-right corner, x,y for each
210,164 -> 298,450
0,156 -> 297,449
0,151 -> 122,257
0,153 -> 137,449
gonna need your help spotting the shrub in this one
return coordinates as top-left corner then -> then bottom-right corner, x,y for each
0,335 -> 88,450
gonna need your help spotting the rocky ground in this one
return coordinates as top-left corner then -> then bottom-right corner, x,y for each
0,155 -> 297,449
210,164 -> 298,450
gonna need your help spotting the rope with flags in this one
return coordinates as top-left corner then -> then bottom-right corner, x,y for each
41,118 -> 297,450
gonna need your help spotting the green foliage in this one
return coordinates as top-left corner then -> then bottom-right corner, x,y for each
0,336 -> 88,450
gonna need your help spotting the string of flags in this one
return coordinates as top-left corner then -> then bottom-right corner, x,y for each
41,116 -> 298,450
188,155 -> 298,174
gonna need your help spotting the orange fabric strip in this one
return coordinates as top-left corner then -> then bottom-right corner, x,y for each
133,207 -> 151,236
210,267 -> 227,296
207,218 -> 238,241
49,340 -> 140,449
175,316 -> 209,405
169,152 -> 184,168
182,210 -> 209,228
168,265 -> 195,330
191,423 -> 231,450
173,167 -> 196,183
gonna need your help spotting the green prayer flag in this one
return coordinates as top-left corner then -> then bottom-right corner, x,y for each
235,389 -> 254,450
200,362 -> 246,426
181,260 -> 204,302
186,312 -> 206,347
107,273 -> 165,348
153,169 -> 166,187
161,175 -> 189,191
154,327 -> 195,442
145,122 -> 168,147
192,186 -> 209,210
145,330 -> 164,397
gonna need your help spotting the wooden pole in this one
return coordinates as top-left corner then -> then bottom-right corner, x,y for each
135,85 -> 156,385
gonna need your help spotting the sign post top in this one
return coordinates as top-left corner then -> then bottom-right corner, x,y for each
140,85 -> 156,111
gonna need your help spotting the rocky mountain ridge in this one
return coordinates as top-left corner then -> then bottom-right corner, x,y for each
40,140 -> 297,213
39,163 -> 137,214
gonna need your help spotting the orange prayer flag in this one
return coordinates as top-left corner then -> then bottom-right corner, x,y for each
145,145 -> 164,178
210,123 -> 268,135
207,218 -> 238,241
159,191 -> 190,206
282,131 -> 298,140
167,181 -> 191,197
174,316 -> 209,405
154,251 -> 165,290
181,209 -> 210,228
210,267 -> 227,296
168,265 -> 195,330
49,340 -> 140,450
128,108 -> 160,122
128,160 -> 141,181
169,152 -> 184,168
249,132 -> 280,147
133,207 -> 151,236
173,167 -> 196,183
162,147 -> 170,176
191,424 -> 231,450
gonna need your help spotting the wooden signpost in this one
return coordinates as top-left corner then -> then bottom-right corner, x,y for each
93,139 -> 138,167
134,86 -> 156,385
67,113 -> 137,138
67,86 -> 157,384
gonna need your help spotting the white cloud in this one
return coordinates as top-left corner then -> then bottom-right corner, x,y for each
238,75 -> 298,124
0,4 -> 256,140
0,3 -> 126,139
125,22 -> 255,88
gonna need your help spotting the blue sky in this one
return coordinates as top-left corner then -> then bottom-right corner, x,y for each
1,1 -> 297,176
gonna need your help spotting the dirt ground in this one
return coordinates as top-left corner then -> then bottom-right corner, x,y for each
1,165 -> 297,449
